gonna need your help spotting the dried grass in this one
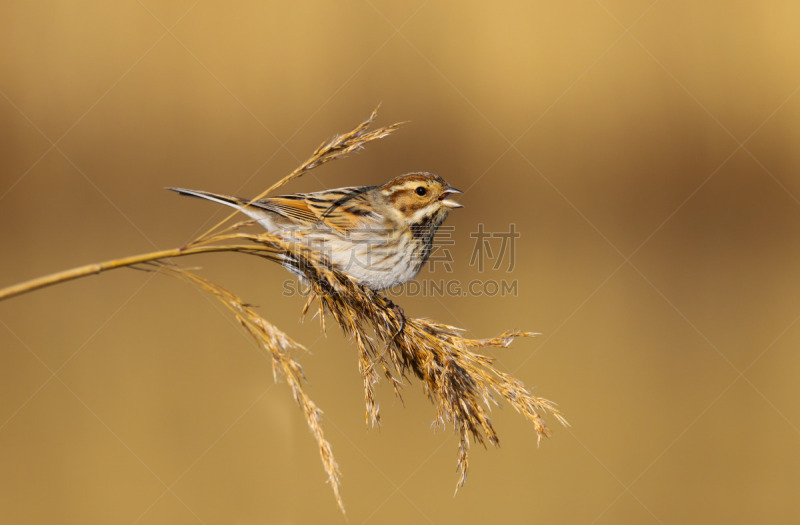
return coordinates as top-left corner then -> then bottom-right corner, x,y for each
0,108 -> 566,513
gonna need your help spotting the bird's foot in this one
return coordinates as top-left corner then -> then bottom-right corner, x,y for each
380,296 -> 406,339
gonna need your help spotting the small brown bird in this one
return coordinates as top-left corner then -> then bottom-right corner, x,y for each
168,172 -> 462,291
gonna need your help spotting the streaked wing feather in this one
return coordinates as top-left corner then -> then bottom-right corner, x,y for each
316,186 -> 378,231
322,200 -> 377,231
255,196 -> 319,224
251,185 -> 378,232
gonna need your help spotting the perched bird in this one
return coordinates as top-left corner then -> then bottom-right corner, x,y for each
168,172 -> 462,291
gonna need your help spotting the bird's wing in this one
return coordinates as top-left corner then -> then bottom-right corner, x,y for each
253,194 -> 318,224
254,186 -> 379,233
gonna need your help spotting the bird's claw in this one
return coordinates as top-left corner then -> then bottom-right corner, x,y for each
381,296 -> 406,339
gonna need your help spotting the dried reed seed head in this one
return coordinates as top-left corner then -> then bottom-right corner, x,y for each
224,227 -> 566,488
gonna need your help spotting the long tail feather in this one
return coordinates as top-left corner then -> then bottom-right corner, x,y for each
167,187 -> 282,230
166,187 -> 244,210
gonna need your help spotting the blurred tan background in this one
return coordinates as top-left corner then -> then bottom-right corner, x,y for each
2,1 -> 800,523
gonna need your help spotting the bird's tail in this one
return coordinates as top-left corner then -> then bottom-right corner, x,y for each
166,187 -> 246,210
167,187 -> 280,230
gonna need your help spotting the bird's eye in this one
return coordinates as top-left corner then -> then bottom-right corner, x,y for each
415,186 -> 427,196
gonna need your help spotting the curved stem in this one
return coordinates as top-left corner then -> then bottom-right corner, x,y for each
0,244 -> 278,301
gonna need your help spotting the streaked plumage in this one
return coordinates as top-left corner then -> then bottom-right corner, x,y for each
169,172 -> 462,290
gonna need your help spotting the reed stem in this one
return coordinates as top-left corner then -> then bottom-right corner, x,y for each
0,244 -> 277,301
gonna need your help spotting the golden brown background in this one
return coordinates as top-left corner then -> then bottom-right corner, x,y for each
2,1 -> 800,523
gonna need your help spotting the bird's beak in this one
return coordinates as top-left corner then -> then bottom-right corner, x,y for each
439,186 -> 464,209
